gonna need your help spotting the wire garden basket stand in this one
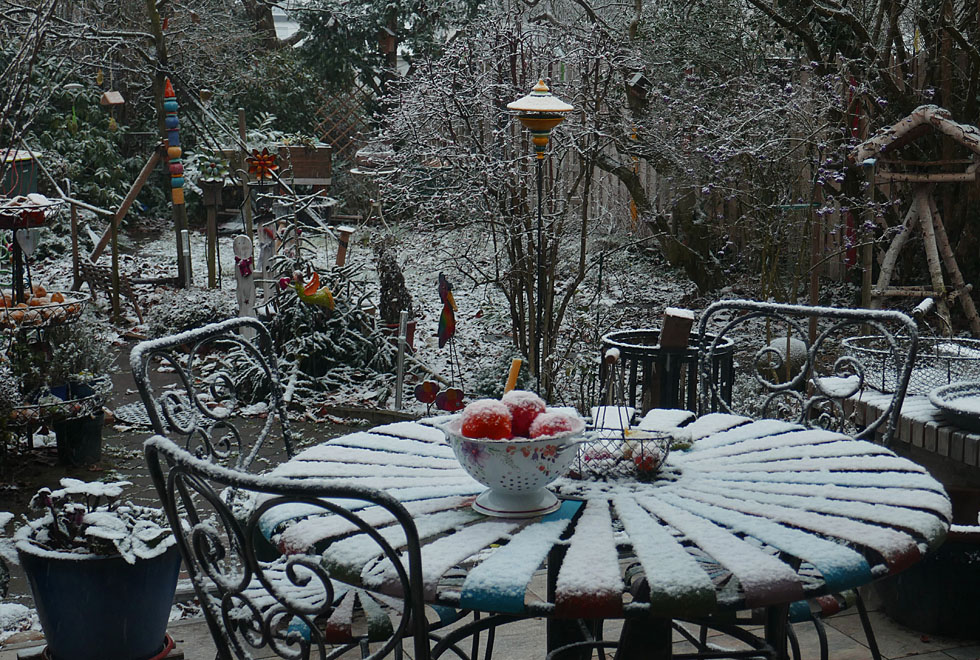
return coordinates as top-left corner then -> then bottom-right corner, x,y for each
844,333 -> 980,396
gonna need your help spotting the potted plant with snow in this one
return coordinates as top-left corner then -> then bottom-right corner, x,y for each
3,312 -> 114,465
5,479 -> 180,660
374,240 -> 416,351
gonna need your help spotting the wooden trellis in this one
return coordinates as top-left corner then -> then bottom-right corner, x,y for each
314,83 -> 373,163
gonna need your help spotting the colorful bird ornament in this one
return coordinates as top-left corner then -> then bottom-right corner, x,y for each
279,270 -> 335,310
422,272 -> 464,412
438,272 -> 456,349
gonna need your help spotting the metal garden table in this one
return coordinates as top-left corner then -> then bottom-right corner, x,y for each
263,410 -> 951,659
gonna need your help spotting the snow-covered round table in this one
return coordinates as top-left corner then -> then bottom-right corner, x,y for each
264,411 -> 951,659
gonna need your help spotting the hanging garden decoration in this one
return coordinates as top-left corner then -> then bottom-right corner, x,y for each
163,78 -> 185,207
247,148 -> 278,181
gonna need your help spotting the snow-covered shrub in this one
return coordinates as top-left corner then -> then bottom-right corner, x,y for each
469,354 -> 532,400
145,287 -> 238,337
3,311 -> 115,403
7,478 -> 174,563
267,294 -> 396,399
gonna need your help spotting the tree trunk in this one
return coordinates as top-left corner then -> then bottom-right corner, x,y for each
596,155 -> 721,292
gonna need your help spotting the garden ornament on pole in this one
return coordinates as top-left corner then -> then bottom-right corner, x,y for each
507,79 -> 573,395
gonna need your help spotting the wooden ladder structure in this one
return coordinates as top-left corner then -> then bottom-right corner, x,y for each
854,105 -> 980,336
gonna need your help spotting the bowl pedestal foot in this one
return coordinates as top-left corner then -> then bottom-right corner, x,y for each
472,488 -> 560,518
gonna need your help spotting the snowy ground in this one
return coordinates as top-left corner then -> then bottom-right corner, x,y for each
28,209 -> 701,417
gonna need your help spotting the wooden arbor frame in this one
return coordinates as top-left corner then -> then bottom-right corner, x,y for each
853,104 -> 980,336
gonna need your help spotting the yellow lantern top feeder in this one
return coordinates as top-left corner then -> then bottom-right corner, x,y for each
507,79 -> 573,159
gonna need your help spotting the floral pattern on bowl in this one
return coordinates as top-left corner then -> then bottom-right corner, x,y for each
444,415 -> 585,494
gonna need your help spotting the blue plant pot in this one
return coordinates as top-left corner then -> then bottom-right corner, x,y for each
18,542 -> 181,660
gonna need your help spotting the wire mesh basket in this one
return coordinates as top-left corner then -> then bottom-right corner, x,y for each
569,429 -> 671,482
843,335 -> 980,395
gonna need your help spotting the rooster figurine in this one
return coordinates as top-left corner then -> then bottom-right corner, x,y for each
279,270 -> 335,310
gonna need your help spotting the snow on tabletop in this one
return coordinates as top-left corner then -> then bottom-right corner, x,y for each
682,413 -> 752,441
590,406 -> 635,430
321,508 -> 483,587
255,479 -> 481,535
613,497 -> 716,616
696,454 -> 922,474
686,480 -> 947,548
703,468 -> 945,492
635,495 -> 804,608
696,478 -> 951,523
370,421 -> 448,444
278,496 -> 478,554
459,502 -> 580,614
637,409 -> 696,433
681,439 -> 891,467
677,485 -> 923,565
655,492 -> 871,593
687,426 -> 828,461
289,445 -> 459,469
554,500 -> 625,618
383,482 -> 483,502
365,519 -> 522,600
291,432 -> 455,460
270,460 -> 466,481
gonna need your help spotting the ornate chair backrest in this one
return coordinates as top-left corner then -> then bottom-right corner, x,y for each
145,435 -> 430,660
131,317 -> 294,471
697,300 -> 918,444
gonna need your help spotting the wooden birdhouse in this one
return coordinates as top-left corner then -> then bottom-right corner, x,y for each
99,91 -> 125,106
379,27 -> 396,54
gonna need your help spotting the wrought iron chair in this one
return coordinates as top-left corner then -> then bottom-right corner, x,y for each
146,435 -> 431,660
130,317 -> 294,471
696,299 -> 919,445
692,299 -> 920,660
136,319 -> 492,660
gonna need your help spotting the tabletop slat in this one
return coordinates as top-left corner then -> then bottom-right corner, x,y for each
686,481 -> 948,549
685,420 -> 804,451
272,461 -> 467,479
287,445 -> 460,469
693,454 -> 925,474
635,494 -> 805,608
676,413 -> 752,441
369,421 -> 448,443
655,491 -> 872,593
315,431 -> 456,459
613,496 -> 717,616
636,408 -> 696,432
277,495 -> 478,554
682,425 -> 839,457
459,500 -> 583,614
322,508 -> 482,586
701,468 -> 944,491
678,439 -> 893,467
554,500 -> 625,618
674,486 -> 923,572
390,520 -> 524,600
696,478 -> 952,523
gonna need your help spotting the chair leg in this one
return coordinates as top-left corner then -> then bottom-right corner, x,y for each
855,590 -> 882,660
786,622 -> 803,660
